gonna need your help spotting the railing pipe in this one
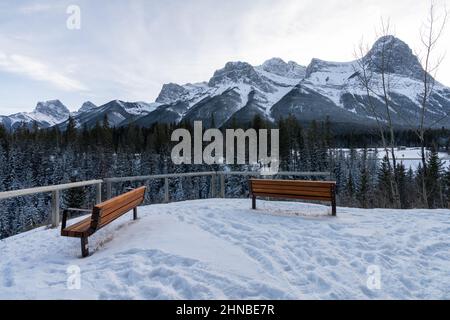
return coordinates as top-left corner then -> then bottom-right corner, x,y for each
0,179 -> 103,200
0,179 -> 103,228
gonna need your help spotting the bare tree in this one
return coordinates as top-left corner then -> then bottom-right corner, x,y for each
416,1 -> 448,208
354,19 -> 402,208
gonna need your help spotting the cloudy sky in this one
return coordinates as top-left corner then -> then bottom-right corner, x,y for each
0,0 -> 449,114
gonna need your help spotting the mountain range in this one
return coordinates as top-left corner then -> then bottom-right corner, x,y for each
1,35 -> 450,132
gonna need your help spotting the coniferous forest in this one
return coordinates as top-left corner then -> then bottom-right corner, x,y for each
1,114 -> 450,239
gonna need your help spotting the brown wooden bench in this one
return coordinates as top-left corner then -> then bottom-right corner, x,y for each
61,186 -> 146,257
249,179 -> 336,216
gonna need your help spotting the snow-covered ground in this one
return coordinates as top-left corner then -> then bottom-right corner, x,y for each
1,199 -> 449,299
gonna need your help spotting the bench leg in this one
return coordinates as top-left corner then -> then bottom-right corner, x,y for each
329,184 -> 337,217
331,192 -> 337,217
133,207 -> 137,220
331,203 -> 336,216
252,195 -> 256,209
81,237 -> 89,258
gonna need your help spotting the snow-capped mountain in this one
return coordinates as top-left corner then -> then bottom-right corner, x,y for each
134,58 -> 306,128
259,57 -> 306,79
78,101 -> 98,114
132,35 -> 450,130
0,100 -> 70,131
0,99 -> 160,131
271,36 -> 450,129
2,36 -> 450,131
57,99 -> 160,130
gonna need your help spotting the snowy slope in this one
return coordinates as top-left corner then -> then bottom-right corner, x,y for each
1,199 -> 449,299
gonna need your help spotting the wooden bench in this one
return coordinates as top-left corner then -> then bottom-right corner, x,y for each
61,186 -> 146,257
249,179 -> 336,216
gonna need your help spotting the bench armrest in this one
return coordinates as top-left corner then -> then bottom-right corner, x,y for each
61,208 -> 92,230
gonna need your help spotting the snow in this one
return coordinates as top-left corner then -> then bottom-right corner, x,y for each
337,147 -> 450,170
2,100 -> 71,128
125,102 -> 161,115
302,55 -> 450,115
157,60 -> 305,119
258,58 -> 306,79
1,199 -> 450,299
302,60 -> 358,107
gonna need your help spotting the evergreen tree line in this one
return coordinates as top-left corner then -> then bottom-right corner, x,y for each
0,114 -> 449,239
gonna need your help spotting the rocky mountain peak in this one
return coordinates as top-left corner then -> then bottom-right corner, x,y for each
261,58 -> 306,79
156,83 -> 188,104
78,101 -> 97,113
34,100 -> 70,121
305,58 -> 331,78
365,35 -> 425,80
208,61 -> 258,87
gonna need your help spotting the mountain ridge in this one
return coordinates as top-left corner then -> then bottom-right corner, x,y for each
2,35 -> 450,131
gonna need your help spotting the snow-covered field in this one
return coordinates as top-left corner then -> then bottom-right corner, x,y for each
338,147 -> 450,170
1,199 -> 449,299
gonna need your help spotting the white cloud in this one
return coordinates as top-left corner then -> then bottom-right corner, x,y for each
0,51 -> 88,92
0,0 -> 449,113
18,3 -> 59,14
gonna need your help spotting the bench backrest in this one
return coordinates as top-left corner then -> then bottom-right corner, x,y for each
90,186 -> 146,230
250,179 -> 335,201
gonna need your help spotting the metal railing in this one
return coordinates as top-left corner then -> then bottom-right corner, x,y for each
0,180 -> 103,227
103,171 -> 332,202
0,171 -> 331,231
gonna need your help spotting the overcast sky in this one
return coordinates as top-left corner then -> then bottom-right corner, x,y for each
0,0 -> 449,114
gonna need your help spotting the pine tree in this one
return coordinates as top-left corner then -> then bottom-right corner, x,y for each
444,165 -> 450,208
357,149 -> 370,208
63,173 -> 86,209
395,163 -> 408,209
426,146 -> 444,208
64,116 -> 77,147
377,156 -> 393,207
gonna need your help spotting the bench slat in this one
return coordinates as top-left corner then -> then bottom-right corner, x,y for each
96,191 -> 145,217
252,184 -> 332,193
95,186 -> 146,212
61,216 -> 91,237
90,187 -> 146,230
97,197 -> 144,229
252,192 -> 333,202
252,188 -> 332,198
251,179 -> 335,188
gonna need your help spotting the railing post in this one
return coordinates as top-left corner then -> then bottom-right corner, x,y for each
164,177 -> 169,203
96,182 -> 102,204
51,190 -> 60,228
211,174 -> 216,198
106,180 -> 112,199
220,174 -> 225,198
